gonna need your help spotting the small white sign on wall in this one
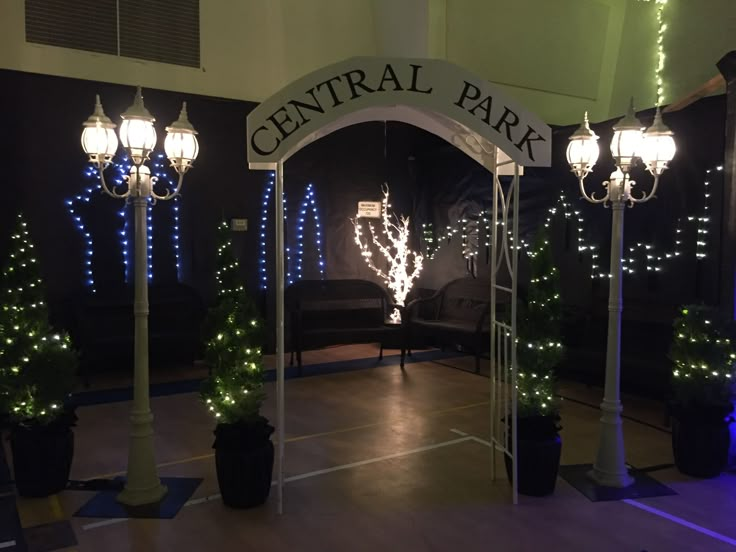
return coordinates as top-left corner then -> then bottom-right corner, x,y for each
230,218 -> 248,231
357,201 -> 382,218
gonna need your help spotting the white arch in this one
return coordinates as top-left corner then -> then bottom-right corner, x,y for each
247,57 -> 551,170
246,56 -> 552,513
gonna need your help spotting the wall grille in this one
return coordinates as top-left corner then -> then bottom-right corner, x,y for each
25,0 -> 200,68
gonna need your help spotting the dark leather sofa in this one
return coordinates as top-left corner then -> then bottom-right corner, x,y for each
404,276 -> 502,373
285,279 -> 403,374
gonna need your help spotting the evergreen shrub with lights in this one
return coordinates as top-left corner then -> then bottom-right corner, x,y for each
201,221 -> 267,426
669,305 -> 736,415
516,228 -> 564,425
0,214 -> 77,427
0,214 -> 78,497
200,221 -> 273,508
505,228 -> 564,496
668,305 -> 735,477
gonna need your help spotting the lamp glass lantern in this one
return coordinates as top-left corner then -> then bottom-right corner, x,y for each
119,88 -> 157,165
565,112 -> 600,179
164,102 -> 199,175
610,99 -> 644,172
81,95 -> 119,165
641,107 -> 676,176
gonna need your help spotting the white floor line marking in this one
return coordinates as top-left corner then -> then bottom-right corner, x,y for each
623,499 -> 736,548
81,437 -> 473,529
282,436 -> 473,483
184,494 -> 221,507
0,540 -> 16,549
455,428 -> 736,547
450,428 -> 501,450
81,518 -> 129,531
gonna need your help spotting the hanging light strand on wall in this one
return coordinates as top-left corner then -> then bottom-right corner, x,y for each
420,166 -> 717,278
638,0 -> 669,106
259,173 -> 274,290
284,189 -> 292,286
68,154 -> 184,289
259,173 -> 326,290
655,0 -> 668,106
67,160 -> 128,292
118,204 -> 130,282
117,157 -> 133,282
146,200 -> 154,281
294,183 -> 326,281
66,168 -> 102,292
172,197 -> 182,278
542,193 -> 603,278
695,166 -> 721,259
152,153 -> 182,280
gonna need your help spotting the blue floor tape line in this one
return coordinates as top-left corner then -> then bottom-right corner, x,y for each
71,349 -> 467,407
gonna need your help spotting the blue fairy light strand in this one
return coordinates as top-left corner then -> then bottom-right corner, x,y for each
67,154 -> 181,289
258,173 -> 326,290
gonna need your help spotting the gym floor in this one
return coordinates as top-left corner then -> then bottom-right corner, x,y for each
2,344 -> 735,551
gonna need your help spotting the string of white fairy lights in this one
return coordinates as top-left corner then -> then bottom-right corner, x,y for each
637,0 -> 669,107
420,166 -> 721,277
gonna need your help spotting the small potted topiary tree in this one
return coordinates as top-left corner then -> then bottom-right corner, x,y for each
505,228 -> 564,496
669,305 -> 735,477
0,213 -> 78,497
200,221 -> 273,508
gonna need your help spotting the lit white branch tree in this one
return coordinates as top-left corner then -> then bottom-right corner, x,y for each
352,184 -> 423,323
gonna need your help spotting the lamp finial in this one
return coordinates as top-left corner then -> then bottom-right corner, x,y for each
84,94 -> 115,127
122,86 -> 155,121
613,97 -> 643,132
166,101 -> 197,134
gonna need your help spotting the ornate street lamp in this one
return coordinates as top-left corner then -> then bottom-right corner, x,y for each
566,100 -> 675,487
81,87 -> 199,505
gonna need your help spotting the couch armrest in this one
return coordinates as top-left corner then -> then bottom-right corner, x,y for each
475,303 -> 491,333
405,294 -> 440,321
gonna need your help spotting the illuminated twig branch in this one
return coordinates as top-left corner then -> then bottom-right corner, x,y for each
352,184 -> 423,322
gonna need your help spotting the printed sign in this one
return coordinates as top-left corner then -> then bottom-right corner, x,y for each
357,201 -> 382,218
247,57 -> 551,169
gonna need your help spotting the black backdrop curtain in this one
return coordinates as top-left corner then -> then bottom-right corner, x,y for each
0,68 -> 727,395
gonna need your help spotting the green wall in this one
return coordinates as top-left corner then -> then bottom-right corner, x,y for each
611,0 -> 734,121
0,0 -> 732,125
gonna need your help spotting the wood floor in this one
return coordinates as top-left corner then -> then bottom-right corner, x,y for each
3,344 -> 736,551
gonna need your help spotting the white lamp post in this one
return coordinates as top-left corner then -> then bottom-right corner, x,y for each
566,100 -> 675,487
81,87 -> 199,505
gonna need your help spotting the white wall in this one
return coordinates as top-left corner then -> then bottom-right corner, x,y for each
611,0 -> 735,119
1,0 -> 734,124
665,0 -> 736,103
443,0 -> 628,124
0,0 -> 378,101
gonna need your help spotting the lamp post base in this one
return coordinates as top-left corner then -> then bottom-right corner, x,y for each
116,409 -> 168,507
587,399 -> 634,488
587,467 -> 633,488
117,482 -> 168,507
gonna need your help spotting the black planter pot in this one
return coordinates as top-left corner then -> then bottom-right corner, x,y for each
504,415 -> 562,497
10,420 -> 74,497
213,417 -> 275,509
671,406 -> 731,478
